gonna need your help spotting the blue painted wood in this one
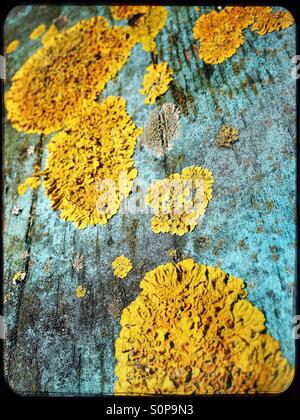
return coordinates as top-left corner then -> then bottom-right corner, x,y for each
4,5 -> 296,395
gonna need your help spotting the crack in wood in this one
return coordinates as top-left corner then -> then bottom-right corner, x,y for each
7,133 -> 45,389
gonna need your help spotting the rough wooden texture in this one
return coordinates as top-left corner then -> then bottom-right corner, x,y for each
4,5 -> 296,395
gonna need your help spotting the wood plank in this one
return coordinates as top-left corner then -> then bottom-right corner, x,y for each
4,5 -> 296,394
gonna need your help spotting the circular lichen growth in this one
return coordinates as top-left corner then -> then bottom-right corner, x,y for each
216,124 -> 239,148
146,166 -> 214,236
112,256 -> 133,279
115,259 -> 294,394
42,97 -> 142,229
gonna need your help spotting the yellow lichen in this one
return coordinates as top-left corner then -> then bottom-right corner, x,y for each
146,166 -> 214,236
25,176 -> 40,189
140,62 -> 173,105
5,13 -> 164,134
75,285 -> 87,298
111,6 -> 168,52
251,8 -> 294,36
30,24 -> 46,40
167,248 -> 177,258
193,7 -> 254,65
42,97 -> 142,229
12,271 -> 26,285
112,256 -> 133,279
17,183 -> 28,196
5,40 -> 19,54
128,6 -> 168,53
216,124 -> 239,148
17,174 -> 40,196
6,17 -> 133,134
6,13 -> 167,134
41,24 -> 59,46
115,259 -> 294,395
193,7 -> 294,64
111,5 -> 149,20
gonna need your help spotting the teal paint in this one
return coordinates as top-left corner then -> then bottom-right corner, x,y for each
3,5 -> 296,394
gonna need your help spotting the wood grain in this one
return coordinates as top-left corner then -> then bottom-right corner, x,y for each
3,5 -> 296,394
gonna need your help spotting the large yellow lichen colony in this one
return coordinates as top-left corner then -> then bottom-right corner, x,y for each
140,62 -> 173,104
146,166 -> 214,236
5,11 -> 167,134
115,259 -> 294,394
112,256 -> 133,279
42,97 -> 142,229
193,7 -> 294,64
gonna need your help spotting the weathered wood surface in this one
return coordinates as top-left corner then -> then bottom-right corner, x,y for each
4,5 -> 296,395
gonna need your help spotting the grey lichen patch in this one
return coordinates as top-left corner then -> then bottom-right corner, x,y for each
72,255 -> 84,272
216,124 -> 239,148
141,103 -> 181,157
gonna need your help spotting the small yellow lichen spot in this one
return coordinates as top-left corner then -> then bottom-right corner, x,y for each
115,259 -> 294,395
25,176 -> 40,190
75,285 -> 87,298
17,173 -> 40,196
12,271 -> 26,284
193,7 -> 294,64
5,39 -> 19,54
42,97 -> 141,229
216,124 -> 239,148
41,24 -> 59,46
146,166 -> 214,236
17,183 -> 28,196
30,24 -> 46,40
140,62 -> 173,104
167,248 -> 177,258
112,256 -> 133,279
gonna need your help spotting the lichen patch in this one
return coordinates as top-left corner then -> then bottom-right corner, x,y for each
42,97 -> 142,229
115,259 -> 294,394
140,62 -> 173,104
146,166 -> 214,236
